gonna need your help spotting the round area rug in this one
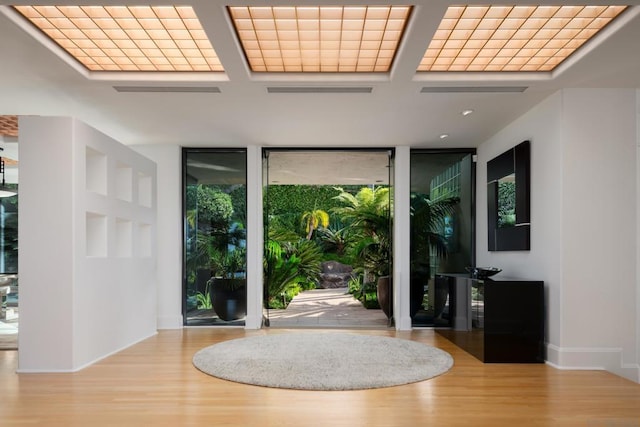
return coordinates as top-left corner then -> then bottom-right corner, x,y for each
192,332 -> 453,390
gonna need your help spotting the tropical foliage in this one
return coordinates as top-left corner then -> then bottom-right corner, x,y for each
316,227 -> 350,257
264,227 -> 323,308
498,180 -> 516,227
410,193 -> 460,286
185,184 -> 247,312
301,208 -> 330,240
332,186 -> 391,276
329,186 -> 391,307
188,185 -> 233,228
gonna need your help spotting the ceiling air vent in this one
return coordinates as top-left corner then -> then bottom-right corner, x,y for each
113,86 -> 221,93
267,87 -> 373,94
421,86 -> 527,93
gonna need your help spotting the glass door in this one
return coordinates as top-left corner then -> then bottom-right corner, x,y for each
183,149 -> 247,326
410,150 -> 475,327
262,149 -> 271,326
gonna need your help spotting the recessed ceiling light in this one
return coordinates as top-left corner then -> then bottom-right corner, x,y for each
14,5 -> 224,72
439,133 -> 449,139
461,109 -> 474,116
418,5 -> 627,72
228,5 -> 412,73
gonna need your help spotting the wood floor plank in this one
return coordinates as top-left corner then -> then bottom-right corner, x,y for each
1,329 -> 639,426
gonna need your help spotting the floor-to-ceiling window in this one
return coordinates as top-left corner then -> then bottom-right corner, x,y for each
183,149 -> 247,326
0,187 -> 18,339
410,150 -> 475,327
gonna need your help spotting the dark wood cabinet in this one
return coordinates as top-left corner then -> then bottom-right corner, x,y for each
437,275 -> 545,363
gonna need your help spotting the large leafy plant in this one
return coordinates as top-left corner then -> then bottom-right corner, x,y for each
264,227 -> 323,308
410,193 -> 460,279
332,186 -> 391,277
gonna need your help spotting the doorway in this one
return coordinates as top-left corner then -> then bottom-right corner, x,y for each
263,149 -> 393,328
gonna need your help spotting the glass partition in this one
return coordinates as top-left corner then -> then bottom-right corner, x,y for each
183,149 -> 247,326
0,190 -> 18,322
410,150 -> 474,327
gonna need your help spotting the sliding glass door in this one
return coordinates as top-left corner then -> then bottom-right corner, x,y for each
183,149 -> 247,326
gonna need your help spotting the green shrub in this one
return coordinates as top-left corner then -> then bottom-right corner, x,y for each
360,291 -> 380,309
264,234 -> 323,308
347,275 -> 362,295
267,283 -> 303,309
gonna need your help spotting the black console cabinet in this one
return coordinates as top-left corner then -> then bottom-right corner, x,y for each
437,275 -> 545,363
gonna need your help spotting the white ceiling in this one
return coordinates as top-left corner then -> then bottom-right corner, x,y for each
267,150 -> 392,184
1,0 -> 640,151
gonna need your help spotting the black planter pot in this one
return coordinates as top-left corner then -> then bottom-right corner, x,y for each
376,276 -> 392,319
410,275 -> 426,319
211,278 -> 247,321
377,275 -> 427,320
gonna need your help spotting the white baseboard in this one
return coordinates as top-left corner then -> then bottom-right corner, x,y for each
396,315 -> 412,331
546,343 -> 639,383
157,314 -> 183,330
17,330 -> 159,373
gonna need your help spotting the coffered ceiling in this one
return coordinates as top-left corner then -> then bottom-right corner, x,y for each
1,1 -> 640,149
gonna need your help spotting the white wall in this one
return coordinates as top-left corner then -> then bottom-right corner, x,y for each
18,117 -> 75,370
132,144 -> 183,329
560,89 -> 637,381
477,89 -> 639,382
637,89 -> 640,380
477,92 -> 564,348
19,117 -> 158,372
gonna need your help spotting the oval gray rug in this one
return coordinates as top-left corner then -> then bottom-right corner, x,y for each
192,332 -> 453,390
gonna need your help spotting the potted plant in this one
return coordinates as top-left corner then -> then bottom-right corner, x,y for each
209,246 -> 247,321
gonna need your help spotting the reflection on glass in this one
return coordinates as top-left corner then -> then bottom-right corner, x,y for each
410,152 -> 473,327
184,150 -> 247,326
497,173 -> 516,228
0,193 -> 18,273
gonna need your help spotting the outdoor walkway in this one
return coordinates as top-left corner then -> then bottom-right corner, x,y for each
267,288 -> 390,328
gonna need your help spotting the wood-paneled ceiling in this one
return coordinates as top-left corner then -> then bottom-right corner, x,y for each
1,1 -> 640,148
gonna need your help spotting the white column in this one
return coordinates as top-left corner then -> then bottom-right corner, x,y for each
393,146 -> 412,330
245,145 -> 263,329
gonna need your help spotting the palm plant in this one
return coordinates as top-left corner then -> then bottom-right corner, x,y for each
300,208 -> 330,240
331,186 -> 391,316
332,186 -> 391,277
316,226 -> 350,256
264,226 -> 323,308
410,193 -> 460,272
410,193 -> 460,317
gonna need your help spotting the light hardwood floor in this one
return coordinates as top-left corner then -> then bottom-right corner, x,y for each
1,328 -> 639,426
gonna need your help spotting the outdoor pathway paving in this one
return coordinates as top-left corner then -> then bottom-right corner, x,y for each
267,288 -> 390,328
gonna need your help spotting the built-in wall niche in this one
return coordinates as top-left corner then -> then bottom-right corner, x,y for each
86,212 -> 107,257
138,172 -> 152,208
86,147 -> 107,195
138,223 -> 152,257
116,163 -> 133,202
115,218 -> 133,257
